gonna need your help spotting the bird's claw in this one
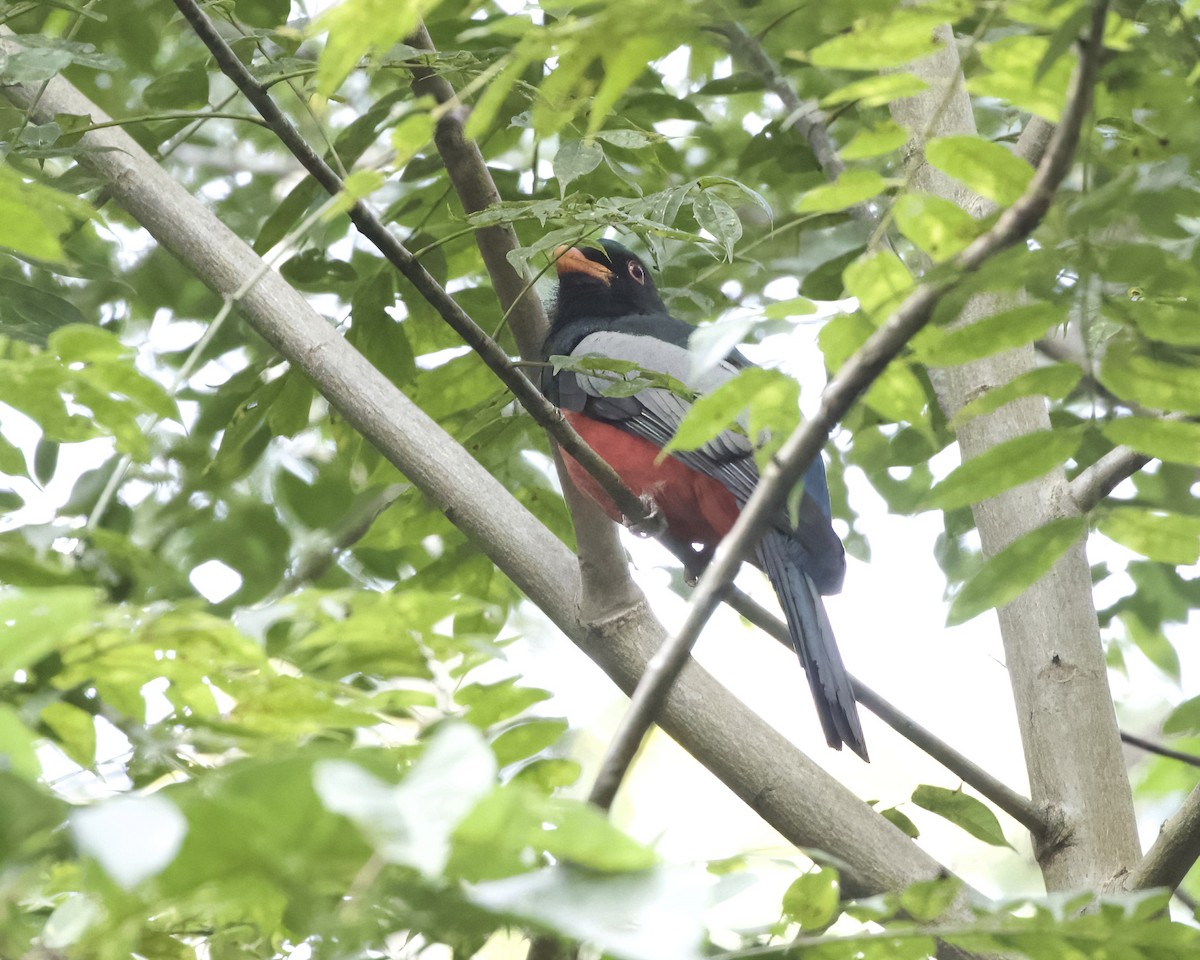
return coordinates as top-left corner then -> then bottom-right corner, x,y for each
626,495 -> 667,539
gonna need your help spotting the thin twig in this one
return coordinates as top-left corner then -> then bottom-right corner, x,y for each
722,588 -> 1048,835
269,483 -> 409,600
708,22 -> 846,185
587,2 -> 1110,812
78,110 -> 270,131
1124,782 -> 1200,892
1121,730 -> 1200,769
171,0 -> 657,534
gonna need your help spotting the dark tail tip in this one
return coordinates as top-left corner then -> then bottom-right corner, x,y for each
760,536 -> 869,761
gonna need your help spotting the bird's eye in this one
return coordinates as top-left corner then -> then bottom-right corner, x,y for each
627,261 -> 646,285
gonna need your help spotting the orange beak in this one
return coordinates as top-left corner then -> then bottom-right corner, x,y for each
553,245 -> 613,284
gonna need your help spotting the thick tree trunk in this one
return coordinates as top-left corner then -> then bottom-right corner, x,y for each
889,23 -> 1141,890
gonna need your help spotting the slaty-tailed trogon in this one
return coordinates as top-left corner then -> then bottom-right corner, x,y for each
542,238 -> 867,760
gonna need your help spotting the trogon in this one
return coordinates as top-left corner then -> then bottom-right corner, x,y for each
542,238 -> 867,761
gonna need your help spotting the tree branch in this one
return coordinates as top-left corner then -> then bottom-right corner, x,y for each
171,0 -> 661,543
401,22 -> 645,618
587,2 -> 1109,814
1069,446 -> 1152,513
709,21 -> 845,184
1121,731 -> 1200,769
1124,782 -> 1200,892
0,28 -> 976,902
723,588 -> 1051,836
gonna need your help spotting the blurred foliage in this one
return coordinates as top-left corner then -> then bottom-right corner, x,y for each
2,0 -> 1200,956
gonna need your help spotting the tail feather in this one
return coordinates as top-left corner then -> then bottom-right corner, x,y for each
758,533 -> 868,761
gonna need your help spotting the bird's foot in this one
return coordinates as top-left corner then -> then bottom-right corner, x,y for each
626,495 -> 667,539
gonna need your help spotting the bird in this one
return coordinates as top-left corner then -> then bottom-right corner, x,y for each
541,238 -> 867,760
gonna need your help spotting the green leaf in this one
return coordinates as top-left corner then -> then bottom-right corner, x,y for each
349,267 -> 415,388
234,0 -> 291,27
457,678 -> 553,728
843,250 -> 913,319
536,797 -> 659,872
692,190 -> 742,258
324,169 -> 385,218
551,354 -> 696,402
314,724 -> 497,877
924,136 -> 1034,207
391,110 -> 435,168
948,516 -> 1087,625
926,426 -> 1085,511
899,876 -> 963,922
1163,696 -> 1200,736
951,364 -> 1082,428
0,705 -> 39,779
0,432 -> 24,475
206,376 -> 283,482
554,140 -> 604,193
894,193 -> 982,261
807,15 -> 945,69
1122,300 -> 1200,346
821,73 -> 929,108
1100,340 -> 1200,414
763,297 -> 817,320
510,757 -> 581,793
781,869 -> 840,929
0,43 -> 72,83
0,166 -> 92,263
51,324 -> 130,362
1097,508 -> 1200,565
0,278 -> 88,346
917,302 -> 1062,366
490,718 -> 568,767
0,35 -> 117,86
592,130 -> 659,149
879,806 -> 920,838
315,0 -> 440,95
796,169 -> 887,214
0,773 -> 65,858
142,63 -> 209,110
468,864 -> 710,960
264,369 -> 314,437
664,368 -> 796,462
966,35 -> 1072,122
454,786 -> 657,880
1101,417 -> 1200,466
0,586 -> 100,677
589,36 -> 673,136
911,785 -> 1010,848
39,701 -> 96,768
840,120 -> 908,160
818,311 -> 927,425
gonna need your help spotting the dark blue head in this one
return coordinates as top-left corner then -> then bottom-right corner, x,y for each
550,239 -> 668,326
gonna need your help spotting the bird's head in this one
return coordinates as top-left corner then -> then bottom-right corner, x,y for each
550,239 -> 667,325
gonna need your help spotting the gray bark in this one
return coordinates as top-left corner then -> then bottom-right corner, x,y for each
889,14 -> 1142,890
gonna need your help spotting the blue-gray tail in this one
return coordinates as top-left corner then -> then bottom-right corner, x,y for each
758,533 -> 868,761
